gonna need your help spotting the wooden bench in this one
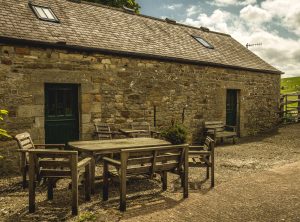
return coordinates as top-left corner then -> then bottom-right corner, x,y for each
14,132 -> 65,188
102,144 -> 189,211
131,121 -> 151,137
26,149 -> 92,215
189,136 -> 215,187
204,121 -> 237,144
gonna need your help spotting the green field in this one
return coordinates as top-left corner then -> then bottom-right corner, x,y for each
281,77 -> 300,94
281,77 -> 300,121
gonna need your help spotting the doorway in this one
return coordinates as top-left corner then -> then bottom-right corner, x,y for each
226,89 -> 239,128
45,84 -> 79,144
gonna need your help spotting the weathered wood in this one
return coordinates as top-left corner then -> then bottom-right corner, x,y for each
183,145 -> 189,198
120,152 -> 128,212
131,121 -> 151,137
28,153 -> 35,213
93,120 -> 113,140
84,162 -> 91,201
71,154 -> 78,215
204,121 -> 237,144
25,149 -> 91,215
103,161 -> 109,201
188,136 -> 215,187
103,144 -> 188,211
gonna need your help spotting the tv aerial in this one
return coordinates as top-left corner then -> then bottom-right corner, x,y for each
246,42 -> 262,48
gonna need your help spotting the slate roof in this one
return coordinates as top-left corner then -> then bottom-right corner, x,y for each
0,0 -> 282,74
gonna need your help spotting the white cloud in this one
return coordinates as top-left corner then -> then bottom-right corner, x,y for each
186,5 -> 202,17
163,3 -> 183,10
240,5 -> 272,25
184,9 -> 232,33
261,0 -> 300,35
208,0 -> 256,7
182,6 -> 300,77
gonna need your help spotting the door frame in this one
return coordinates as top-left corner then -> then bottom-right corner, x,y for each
226,88 -> 240,136
44,83 -> 80,143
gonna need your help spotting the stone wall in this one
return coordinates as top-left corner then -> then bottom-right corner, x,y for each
0,43 -> 281,175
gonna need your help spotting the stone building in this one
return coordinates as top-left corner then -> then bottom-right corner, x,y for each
0,0 -> 282,174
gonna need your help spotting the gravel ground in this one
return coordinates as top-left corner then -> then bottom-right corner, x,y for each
0,123 -> 299,222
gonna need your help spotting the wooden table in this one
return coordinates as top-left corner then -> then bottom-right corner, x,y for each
68,138 -> 171,193
119,128 -> 148,137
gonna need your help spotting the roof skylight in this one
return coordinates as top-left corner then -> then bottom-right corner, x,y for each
29,3 -> 59,23
193,36 -> 214,49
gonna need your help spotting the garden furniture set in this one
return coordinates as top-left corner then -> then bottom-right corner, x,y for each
14,120 -> 218,215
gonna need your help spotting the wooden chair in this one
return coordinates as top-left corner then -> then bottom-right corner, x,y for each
14,132 -> 65,188
27,149 -> 92,215
131,121 -> 151,137
102,144 -> 189,211
189,136 -> 215,187
204,121 -> 237,144
93,119 -> 113,140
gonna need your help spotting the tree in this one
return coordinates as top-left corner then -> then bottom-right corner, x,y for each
85,0 -> 140,13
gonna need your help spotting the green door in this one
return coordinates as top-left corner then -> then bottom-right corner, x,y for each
226,89 -> 238,127
45,84 -> 79,144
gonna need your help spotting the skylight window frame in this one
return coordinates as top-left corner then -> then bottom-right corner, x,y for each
192,35 -> 214,49
29,3 -> 60,23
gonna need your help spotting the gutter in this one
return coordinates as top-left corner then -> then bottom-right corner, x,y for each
0,36 -> 284,75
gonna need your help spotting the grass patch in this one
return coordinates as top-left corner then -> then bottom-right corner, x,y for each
281,77 -> 300,94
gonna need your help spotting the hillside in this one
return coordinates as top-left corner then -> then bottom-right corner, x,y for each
281,77 -> 300,94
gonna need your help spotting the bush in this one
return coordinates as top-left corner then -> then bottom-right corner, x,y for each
161,124 -> 188,145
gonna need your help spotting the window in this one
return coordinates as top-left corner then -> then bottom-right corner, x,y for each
192,36 -> 214,49
30,3 -> 59,23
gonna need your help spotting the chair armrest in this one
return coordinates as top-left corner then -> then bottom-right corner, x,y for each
103,157 -> 121,167
16,149 -> 29,153
35,144 -> 65,149
189,145 -> 204,151
77,157 -> 92,169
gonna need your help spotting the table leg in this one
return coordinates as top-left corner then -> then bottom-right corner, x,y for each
90,157 -> 96,194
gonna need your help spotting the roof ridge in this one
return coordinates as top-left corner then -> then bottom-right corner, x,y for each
78,0 -> 231,37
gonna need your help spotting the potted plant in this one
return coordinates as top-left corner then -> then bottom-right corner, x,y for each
161,123 -> 188,145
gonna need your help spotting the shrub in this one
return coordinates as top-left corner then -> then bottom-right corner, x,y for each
0,109 -> 11,139
161,124 -> 188,145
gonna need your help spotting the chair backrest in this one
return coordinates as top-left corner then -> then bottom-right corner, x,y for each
93,119 -> 112,140
120,144 -> 188,175
189,136 -> 215,152
28,150 -> 78,179
15,132 -> 35,164
203,136 -> 215,151
204,121 -> 225,133
131,121 -> 151,137
15,132 -> 35,150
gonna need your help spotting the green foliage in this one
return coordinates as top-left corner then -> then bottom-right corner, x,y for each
77,212 -> 96,222
161,124 -> 188,145
85,0 -> 140,13
0,109 -> 11,139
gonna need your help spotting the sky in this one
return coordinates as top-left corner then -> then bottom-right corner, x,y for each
136,0 -> 300,78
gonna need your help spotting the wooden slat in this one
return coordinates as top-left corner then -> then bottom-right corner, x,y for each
40,169 -> 71,177
39,159 -> 70,168
205,121 -> 223,125
21,143 -> 34,150
126,162 -> 179,175
127,154 -> 180,165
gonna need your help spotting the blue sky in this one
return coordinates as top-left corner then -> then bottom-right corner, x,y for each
136,0 -> 300,78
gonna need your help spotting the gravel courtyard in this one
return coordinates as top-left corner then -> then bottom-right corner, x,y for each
0,123 -> 299,222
